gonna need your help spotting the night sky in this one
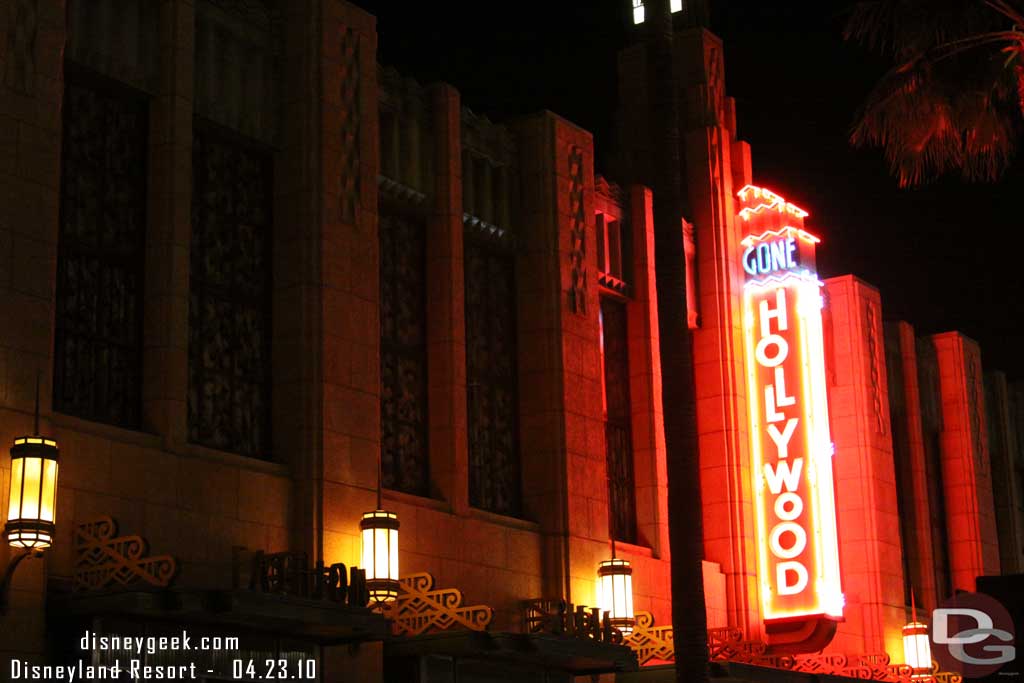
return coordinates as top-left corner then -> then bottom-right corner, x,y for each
355,0 -> 1024,380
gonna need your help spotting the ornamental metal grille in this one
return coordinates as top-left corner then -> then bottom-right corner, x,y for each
465,241 -> 521,517
380,214 -> 429,496
188,128 -> 272,459
601,297 -> 638,544
54,79 -> 148,428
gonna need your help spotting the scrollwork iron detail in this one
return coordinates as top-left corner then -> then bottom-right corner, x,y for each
380,214 -> 429,496
374,573 -> 493,636
624,622 -> 968,682
624,611 -> 675,665
73,517 -> 177,592
568,145 -> 588,315
55,80 -> 148,428
188,130 -> 273,459
601,297 -> 637,544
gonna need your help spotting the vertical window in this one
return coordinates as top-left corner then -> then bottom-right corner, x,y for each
188,130 -> 272,459
380,214 -> 430,496
600,298 -> 638,544
597,213 -> 624,281
925,431 -> 953,598
465,242 -> 521,517
55,78 -> 148,428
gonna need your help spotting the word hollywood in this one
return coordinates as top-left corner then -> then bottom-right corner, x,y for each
10,659 -> 197,680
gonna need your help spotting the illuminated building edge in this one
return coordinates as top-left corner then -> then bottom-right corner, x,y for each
739,186 -> 844,652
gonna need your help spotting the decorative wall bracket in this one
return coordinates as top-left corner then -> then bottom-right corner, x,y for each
73,517 -> 177,592
373,572 -> 493,636
567,144 -> 588,315
523,598 -> 624,645
621,618 -> 964,683
0,547 -> 43,613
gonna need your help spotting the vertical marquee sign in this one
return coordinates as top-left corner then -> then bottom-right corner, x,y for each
738,186 -> 843,652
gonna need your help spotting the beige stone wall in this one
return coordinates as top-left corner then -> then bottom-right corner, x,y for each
823,276 -> 907,658
0,0 -> 678,668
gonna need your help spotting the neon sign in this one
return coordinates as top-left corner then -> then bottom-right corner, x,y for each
738,185 -> 843,651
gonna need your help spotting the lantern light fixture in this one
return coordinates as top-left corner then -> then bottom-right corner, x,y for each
631,0 -> 684,25
2,373 -> 60,613
902,593 -> 932,677
359,437 -> 400,603
360,509 -> 399,602
5,436 -> 59,550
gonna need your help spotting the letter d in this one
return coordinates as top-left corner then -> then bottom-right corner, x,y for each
81,630 -> 90,650
11,659 -> 21,678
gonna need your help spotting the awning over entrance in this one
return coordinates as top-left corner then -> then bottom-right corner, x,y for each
385,630 -> 639,680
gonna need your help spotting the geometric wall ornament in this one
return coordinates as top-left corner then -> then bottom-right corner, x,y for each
705,627 -> 964,683
73,517 -> 177,592
623,611 -> 675,666
373,572 -> 493,636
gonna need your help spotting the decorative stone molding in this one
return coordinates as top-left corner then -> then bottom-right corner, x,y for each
524,598 -> 624,645
568,145 -> 588,315
338,25 -> 362,224
3,0 -> 37,94
374,572 -> 493,636
867,302 -> 887,435
73,517 -> 177,592
621,622 -> 965,683
595,175 -> 625,205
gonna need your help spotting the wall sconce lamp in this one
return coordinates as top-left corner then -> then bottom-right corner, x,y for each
360,441 -> 399,603
1,376 -> 60,614
597,556 -> 635,635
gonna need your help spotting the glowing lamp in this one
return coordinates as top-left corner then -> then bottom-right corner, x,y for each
597,558 -> 635,634
360,510 -> 399,602
5,436 -> 59,549
903,621 -> 932,676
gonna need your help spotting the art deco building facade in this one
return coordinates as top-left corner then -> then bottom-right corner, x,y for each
0,1 -> 1021,681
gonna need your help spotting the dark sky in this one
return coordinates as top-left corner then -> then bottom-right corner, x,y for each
354,0 -> 1024,380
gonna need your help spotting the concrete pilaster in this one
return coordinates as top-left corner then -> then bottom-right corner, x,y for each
824,276 -> 906,657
